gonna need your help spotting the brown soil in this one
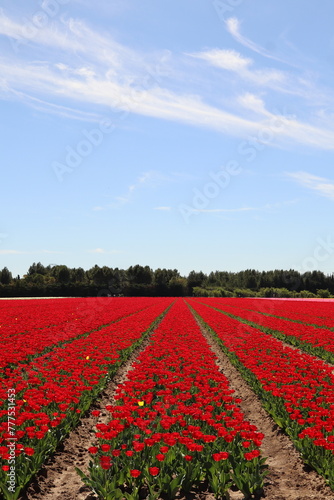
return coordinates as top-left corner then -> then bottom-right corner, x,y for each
194,313 -> 334,500
18,305 -> 334,500
20,319 -> 164,500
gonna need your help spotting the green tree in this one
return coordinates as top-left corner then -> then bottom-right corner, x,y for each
86,265 -> 105,286
110,268 -> 127,291
52,265 -> 71,284
187,270 -> 206,294
168,277 -> 187,296
0,267 -> 12,285
28,262 -> 46,275
72,267 -> 86,283
317,289 -> 331,298
127,265 -> 153,285
153,268 -> 179,295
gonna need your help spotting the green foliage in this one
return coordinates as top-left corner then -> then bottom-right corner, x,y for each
234,288 -> 257,297
299,290 -> 317,298
0,267 -> 12,285
27,262 -> 46,276
257,287 -> 293,298
168,277 -> 187,296
192,286 -> 209,297
127,265 -> 153,285
317,288 -> 332,298
0,264 -> 334,298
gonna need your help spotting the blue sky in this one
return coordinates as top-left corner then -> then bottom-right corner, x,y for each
1,0 -> 334,278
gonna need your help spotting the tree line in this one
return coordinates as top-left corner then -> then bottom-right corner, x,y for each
0,263 -> 333,298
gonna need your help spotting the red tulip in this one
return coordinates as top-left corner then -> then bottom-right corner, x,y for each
149,467 -> 160,476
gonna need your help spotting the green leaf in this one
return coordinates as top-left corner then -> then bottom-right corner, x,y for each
75,466 -> 88,481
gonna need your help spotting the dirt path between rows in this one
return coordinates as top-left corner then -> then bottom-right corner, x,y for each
19,303 -> 334,500
20,314 -> 168,500
193,312 -> 334,500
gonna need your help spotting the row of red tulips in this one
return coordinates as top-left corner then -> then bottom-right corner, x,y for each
200,297 -> 334,329
195,298 -> 334,365
80,299 -> 267,499
0,298 -> 166,369
0,298 -> 173,500
187,299 -> 334,490
241,297 -> 334,328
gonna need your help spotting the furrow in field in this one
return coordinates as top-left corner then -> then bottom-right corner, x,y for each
0,298 -> 167,369
199,298 -> 334,329
194,297 -> 334,365
239,298 -> 334,329
187,298 -> 334,491
21,305 -> 173,500
188,304 -> 334,500
0,299 -> 174,500
81,298 -> 267,499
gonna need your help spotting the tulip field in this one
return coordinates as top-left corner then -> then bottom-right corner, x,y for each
1,298 -> 334,499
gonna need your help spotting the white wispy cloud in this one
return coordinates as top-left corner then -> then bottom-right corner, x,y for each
222,17 -> 334,107
154,206 -> 172,211
114,171 -> 169,207
10,89 -> 103,122
95,171 -> 188,211
192,49 -> 251,72
190,48 -> 286,88
0,12 -> 81,53
186,199 -> 298,215
189,48 -> 318,101
225,17 -> 293,66
190,207 -> 256,213
0,56 -> 268,136
88,248 -> 120,254
188,18 -> 332,107
4,58 -> 332,149
286,171 -> 334,200
1,12 -> 334,149
0,249 -> 65,254
237,93 -> 269,116
0,249 -> 25,255
39,250 -> 66,254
